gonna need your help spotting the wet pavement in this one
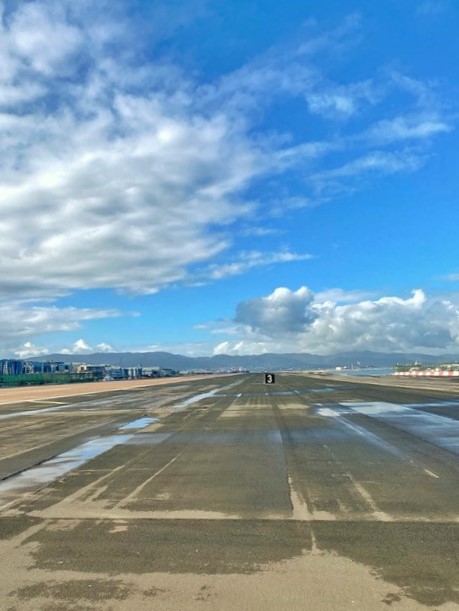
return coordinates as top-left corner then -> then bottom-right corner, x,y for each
0,373 -> 459,610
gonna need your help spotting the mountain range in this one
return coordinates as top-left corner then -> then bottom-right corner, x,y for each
36,351 -> 459,371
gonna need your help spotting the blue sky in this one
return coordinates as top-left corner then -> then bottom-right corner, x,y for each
1,0 -> 459,357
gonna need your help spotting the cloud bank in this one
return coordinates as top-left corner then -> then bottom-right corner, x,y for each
213,287 -> 459,355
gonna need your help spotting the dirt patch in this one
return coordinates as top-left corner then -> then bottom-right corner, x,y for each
13,578 -> 133,602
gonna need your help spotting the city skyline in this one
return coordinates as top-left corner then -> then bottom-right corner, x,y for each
1,0 -> 459,358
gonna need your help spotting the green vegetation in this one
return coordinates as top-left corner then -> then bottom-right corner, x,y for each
0,373 -> 101,387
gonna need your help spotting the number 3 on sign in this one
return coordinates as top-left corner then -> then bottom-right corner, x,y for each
265,373 -> 275,384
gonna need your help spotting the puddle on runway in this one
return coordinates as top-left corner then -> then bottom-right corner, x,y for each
314,404 -> 407,458
306,387 -> 341,393
0,423 -> 285,504
176,388 -> 221,407
405,401 -> 459,409
118,417 -> 158,430
0,403 -> 75,421
0,394 -> 154,421
0,435 -> 131,503
174,380 -> 244,409
223,387 -> 341,399
266,387 -> 343,397
316,407 -> 348,418
0,413 -> 164,505
341,401 -> 459,455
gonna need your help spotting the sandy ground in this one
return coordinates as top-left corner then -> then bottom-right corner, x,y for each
309,371 -> 459,394
0,373 -> 458,610
0,374 -> 228,405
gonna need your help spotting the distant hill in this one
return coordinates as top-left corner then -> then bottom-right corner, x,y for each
36,350 -> 459,371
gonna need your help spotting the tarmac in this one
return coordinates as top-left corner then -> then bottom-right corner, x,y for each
0,373 -> 458,610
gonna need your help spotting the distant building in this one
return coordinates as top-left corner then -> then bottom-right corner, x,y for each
141,366 -> 161,377
0,359 -> 23,375
72,364 -> 105,380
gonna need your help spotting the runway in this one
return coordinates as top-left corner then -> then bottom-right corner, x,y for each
0,373 -> 458,610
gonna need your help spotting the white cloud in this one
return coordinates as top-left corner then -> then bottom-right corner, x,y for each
307,93 -> 356,117
310,150 -> 425,195
240,227 -> 282,237
305,79 -> 378,120
235,287 -> 317,335
0,105 -> 258,296
72,339 -> 92,353
215,287 -> 459,355
127,340 -> 217,358
213,341 -> 232,355
362,115 -> 451,145
388,72 -> 439,111
314,288 -> 375,304
8,2 -> 83,76
196,251 -> 313,281
14,341 -> 49,359
60,338 -> 115,355
96,342 -> 115,352
0,299 -> 119,355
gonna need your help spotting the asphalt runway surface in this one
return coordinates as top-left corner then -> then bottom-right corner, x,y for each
0,373 -> 458,610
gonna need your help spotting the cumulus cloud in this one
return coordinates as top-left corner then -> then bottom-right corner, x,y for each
71,339 -> 92,353
14,341 -> 49,359
96,342 -> 115,353
235,287 -> 317,335
215,287 -> 459,355
60,338 -> 115,355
